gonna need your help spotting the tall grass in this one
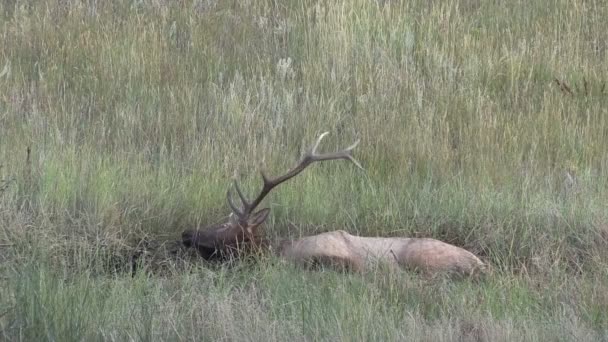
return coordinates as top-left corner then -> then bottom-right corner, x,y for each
3,260 -> 607,341
1,0 -> 607,340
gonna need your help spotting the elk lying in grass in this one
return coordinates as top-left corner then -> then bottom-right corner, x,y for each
278,230 -> 485,276
181,133 -> 485,276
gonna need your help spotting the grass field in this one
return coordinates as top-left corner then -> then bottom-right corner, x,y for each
1,0 -> 607,340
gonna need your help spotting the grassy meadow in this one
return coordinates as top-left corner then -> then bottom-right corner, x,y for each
1,0 -> 608,340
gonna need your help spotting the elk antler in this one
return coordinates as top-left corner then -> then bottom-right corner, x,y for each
227,132 -> 363,221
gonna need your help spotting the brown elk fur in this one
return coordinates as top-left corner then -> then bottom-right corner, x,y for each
182,209 -> 269,260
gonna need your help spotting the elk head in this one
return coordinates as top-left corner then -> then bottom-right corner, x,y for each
181,132 -> 363,261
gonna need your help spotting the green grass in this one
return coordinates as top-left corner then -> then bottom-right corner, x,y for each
1,0 -> 607,340
3,258 -> 607,341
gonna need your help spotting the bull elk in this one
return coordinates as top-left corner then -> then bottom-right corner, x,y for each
181,132 -> 485,276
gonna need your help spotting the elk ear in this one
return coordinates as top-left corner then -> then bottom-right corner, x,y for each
249,208 -> 271,227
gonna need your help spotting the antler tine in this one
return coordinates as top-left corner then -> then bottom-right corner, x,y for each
226,187 -> 245,218
309,131 -> 330,155
227,179 -> 256,219
342,138 -> 363,169
260,169 -> 273,188
307,133 -> 364,170
342,139 -> 365,170
233,180 -> 252,210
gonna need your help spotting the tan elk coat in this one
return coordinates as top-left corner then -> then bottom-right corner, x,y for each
278,230 -> 485,276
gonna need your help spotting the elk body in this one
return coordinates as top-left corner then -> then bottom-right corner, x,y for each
278,231 -> 485,276
181,132 -> 485,276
